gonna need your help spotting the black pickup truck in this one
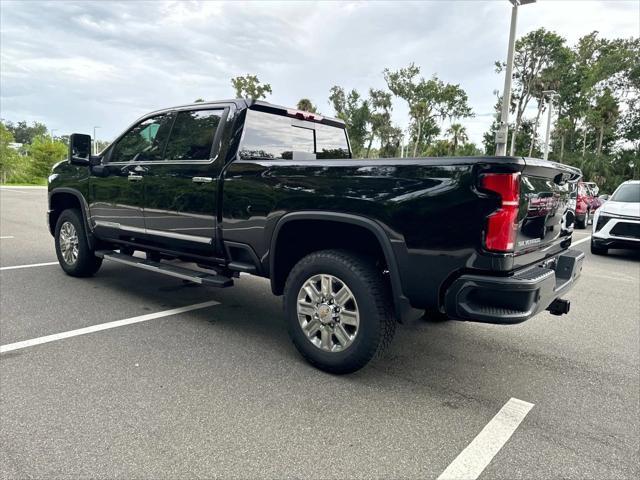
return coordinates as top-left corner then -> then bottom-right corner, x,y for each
48,99 -> 584,373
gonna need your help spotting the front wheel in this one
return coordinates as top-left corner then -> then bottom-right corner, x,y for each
55,209 -> 102,277
590,239 -> 608,255
283,249 -> 395,374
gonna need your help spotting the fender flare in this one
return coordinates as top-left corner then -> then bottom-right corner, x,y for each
48,187 -> 95,249
268,211 -> 412,322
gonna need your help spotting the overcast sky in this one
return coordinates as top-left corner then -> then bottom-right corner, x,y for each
1,0 -> 638,147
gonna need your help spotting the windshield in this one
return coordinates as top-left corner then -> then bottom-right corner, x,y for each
610,183 -> 640,203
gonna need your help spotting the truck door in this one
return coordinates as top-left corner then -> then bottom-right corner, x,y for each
89,112 -> 173,239
141,107 -> 227,253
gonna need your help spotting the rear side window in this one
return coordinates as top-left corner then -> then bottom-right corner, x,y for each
165,109 -> 224,161
110,113 -> 173,163
239,110 -> 350,160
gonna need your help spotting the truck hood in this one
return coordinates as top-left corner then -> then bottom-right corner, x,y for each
601,201 -> 640,218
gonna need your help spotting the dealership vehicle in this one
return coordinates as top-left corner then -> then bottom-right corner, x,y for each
575,181 -> 598,228
48,99 -> 584,373
591,180 -> 640,255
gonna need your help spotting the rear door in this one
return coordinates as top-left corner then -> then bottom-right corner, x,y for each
142,107 -> 227,252
89,112 -> 173,238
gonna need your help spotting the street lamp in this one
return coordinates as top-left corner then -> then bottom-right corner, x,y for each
93,126 -> 100,155
495,0 -> 537,157
542,90 -> 559,161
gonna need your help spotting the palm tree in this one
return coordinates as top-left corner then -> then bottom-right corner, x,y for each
446,123 -> 468,155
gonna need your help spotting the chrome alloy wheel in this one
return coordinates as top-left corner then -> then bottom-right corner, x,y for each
297,274 -> 360,352
59,221 -> 79,265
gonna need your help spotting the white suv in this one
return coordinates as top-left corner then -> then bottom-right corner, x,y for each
591,180 -> 640,255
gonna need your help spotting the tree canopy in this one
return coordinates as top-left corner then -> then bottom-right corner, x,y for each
231,74 -> 272,100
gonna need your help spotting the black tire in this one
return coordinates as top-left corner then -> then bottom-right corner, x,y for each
54,209 -> 102,277
423,309 -> 450,322
590,239 -> 608,255
575,217 -> 586,229
283,249 -> 395,374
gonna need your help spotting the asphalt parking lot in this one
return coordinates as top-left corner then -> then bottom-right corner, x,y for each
1,185 -> 638,480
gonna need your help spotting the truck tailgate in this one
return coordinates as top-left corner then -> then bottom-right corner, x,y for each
515,158 -> 581,255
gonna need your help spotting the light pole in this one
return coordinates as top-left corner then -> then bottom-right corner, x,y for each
93,126 -> 100,155
495,0 -> 536,157
542,90 -> 558,161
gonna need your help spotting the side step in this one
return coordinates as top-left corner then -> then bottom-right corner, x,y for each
95,251 -> 234,287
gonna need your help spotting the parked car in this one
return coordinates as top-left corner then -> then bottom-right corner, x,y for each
48,99 -> 584,373
575,181 -> 601,228
591,180 -> 640,255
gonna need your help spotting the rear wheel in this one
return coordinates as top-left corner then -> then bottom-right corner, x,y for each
590,238 -> 608,255
284,249 -> 395,374
575,216 -> 586,229
55,209 -> 102,277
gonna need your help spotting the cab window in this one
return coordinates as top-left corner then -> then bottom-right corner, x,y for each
109,113 -> 173,163
164,109 -> 224,161
239,110 -> 350,160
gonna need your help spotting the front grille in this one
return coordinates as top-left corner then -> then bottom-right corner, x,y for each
610,222 -> 640,239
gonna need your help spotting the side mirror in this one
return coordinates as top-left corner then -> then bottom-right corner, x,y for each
69,133 -> 92,166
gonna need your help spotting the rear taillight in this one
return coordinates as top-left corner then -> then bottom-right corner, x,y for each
480,173 -> 521,252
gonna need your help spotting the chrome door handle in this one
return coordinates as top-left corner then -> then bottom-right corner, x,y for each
128,175 -> 143,181
192,177 -> 213,184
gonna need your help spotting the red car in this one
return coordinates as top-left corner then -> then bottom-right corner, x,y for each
575,182 -> 601,228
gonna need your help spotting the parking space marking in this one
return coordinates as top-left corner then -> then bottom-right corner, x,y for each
0,300 -> 220,353
0,236 -> 15,239
437,398 -> 534,480
0,261 -> 59,271
572,235 -> 592,246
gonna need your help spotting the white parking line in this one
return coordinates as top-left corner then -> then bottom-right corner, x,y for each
572,235 -> 592,246
0,261 -> 59,271
437,397 -> 534,480
0,236 -> 15,239
0,300 -> 220,354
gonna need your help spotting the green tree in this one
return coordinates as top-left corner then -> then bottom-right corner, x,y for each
4,120 -> 48,144
587,88 -> 619,155
26,136 -> 67,179
296,98 -> 318,113
384,63 -> 472,157
194,98 -> 205,103
446,123 -> 468,155
425,139 -> 451,157
231,74 -> 272,99
365,89 -> 397,158
496,28 -> 566,155
458,142 -> 483,156
0,123 -> 21,183
328,86 -> 371,157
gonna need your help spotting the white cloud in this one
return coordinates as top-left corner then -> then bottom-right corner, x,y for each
1,0 -> 638,148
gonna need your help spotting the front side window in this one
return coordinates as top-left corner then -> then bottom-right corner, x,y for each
239,110 -> 350,160
109,113 -> 173,163
610,183 -> 640,203
164,109 -> 224,161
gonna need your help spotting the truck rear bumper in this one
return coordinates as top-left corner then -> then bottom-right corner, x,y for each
444,249 -> 584,324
